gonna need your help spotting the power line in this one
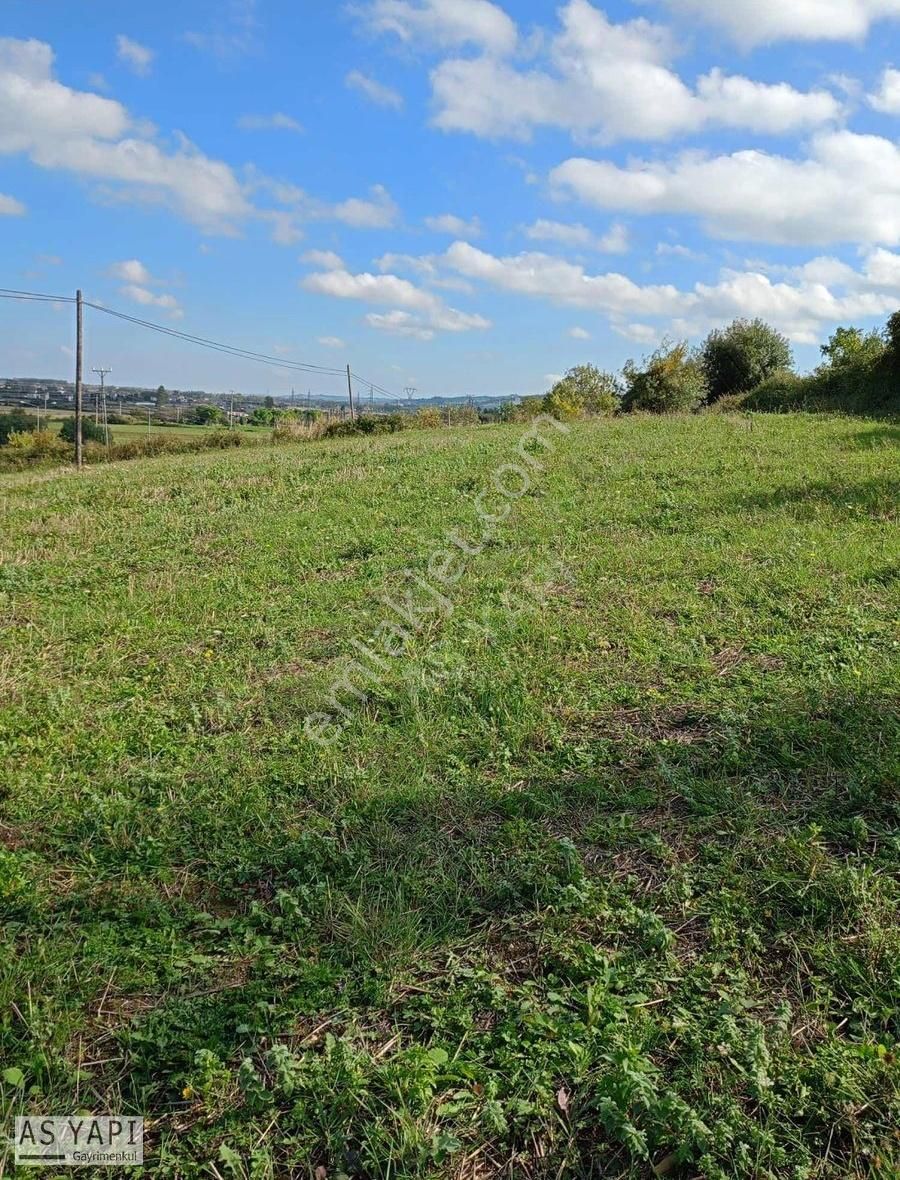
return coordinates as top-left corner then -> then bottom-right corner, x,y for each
83,301 -> 351,377
2,285 -> 399,400
0,288 -> 75,303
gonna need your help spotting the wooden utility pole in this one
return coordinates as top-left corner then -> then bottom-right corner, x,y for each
74,289 -> 84,469
346,364 -> 355,421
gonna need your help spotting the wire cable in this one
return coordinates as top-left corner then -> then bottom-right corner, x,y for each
0,288 -> 75,303
1,286 -> 398,397
84,302 -> 349,377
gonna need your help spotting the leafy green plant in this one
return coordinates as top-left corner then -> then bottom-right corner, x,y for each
622,340 -> 707,413
700,318 -> 793,402
543,364 -> 621,420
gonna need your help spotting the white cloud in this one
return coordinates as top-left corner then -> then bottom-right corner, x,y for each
551,131 -> 900,246
375,251 -> 475,292
0,38 -> 253,233
657,242 -> 703,260
303,249 -> 345,270
365,310 -> 436,340
116,34 -> 154,77
523,218 -> 630,254
430,0 -> 841,143
109,258 -> 182,317
108,258 -> 154,284
655,0 -> 900,47
0,192 -> 25,215
332,184 -> 398,228
869,67 -> 900,114
355,0 -> 518,54
237,112 -> 304,132
424,212 -> 481,236
445,240 -> 684,317
302,262 -> 490,337
597,223 -> 630,254
345,70 -> 404,110
442,238 -> 900,346
568,326 -> 591,339
119,284 -> 182,318
303,268 -> 442,312
184,0 -> 259,60
318,335 -> 346,348
0,38 -> 398,244
615,323 -> 658,345
376,251 -> 440,277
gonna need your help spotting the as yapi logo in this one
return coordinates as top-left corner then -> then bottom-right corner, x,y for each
14,1117 -> 144,1167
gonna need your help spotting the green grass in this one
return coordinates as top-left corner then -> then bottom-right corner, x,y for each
1,414 -> 898,1178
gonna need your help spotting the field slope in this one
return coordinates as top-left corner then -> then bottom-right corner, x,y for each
1,416 -> 898,1178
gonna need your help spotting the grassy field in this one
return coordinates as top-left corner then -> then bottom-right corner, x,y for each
0,406 -> 267,441
1,415 -> 898,1178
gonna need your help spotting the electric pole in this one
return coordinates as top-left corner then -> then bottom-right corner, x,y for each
345,365 -> 356,421
92,367 -> 111,446
74,290 -> 83,469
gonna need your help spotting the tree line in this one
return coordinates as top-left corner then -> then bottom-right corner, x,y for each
521,313 -> 900,420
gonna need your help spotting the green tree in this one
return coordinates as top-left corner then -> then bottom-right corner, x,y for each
543,364 -> 621,420
700,318 -> 793,402
192,405 -> 226,425
250,407 -> 277,426
155,385 -> 169,408
622,341 -> 707,414
263,395 -> 275,410
819,326 -> 885,369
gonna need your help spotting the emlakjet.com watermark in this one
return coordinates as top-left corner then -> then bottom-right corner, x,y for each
13,1117 -> 143,1167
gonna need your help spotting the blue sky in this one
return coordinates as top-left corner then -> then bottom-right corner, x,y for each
3,0 -> 900,398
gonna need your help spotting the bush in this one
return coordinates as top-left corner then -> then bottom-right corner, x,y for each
543,364 -> 621,420
622,341 -> 707,413
59,417 -> 107,444
0,429 -> 71,471
513,397 -> 547,422
412,407 -> 443,430
0,410 -> 36,445
701,318 -> 793,402
740,370 -> 809,412
741,313 -> 900,417
319,414 -> 407,439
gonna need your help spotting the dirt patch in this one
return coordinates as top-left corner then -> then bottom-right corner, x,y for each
711,646 -> 746,677
605,705 -> 714,745
0,821 -> 26,851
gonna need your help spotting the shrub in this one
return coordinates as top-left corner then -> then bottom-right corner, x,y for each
0,410 -> 36,445
513,397 -> 547,422
741,370 -> 810,412
59,417 -> 107,444
700,318 -> 793,402
543,364 -> 621,420
0,429 -> 71,470
413,407 -> 443,430
622,341 -> 707,413
319,414 -> 406,439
